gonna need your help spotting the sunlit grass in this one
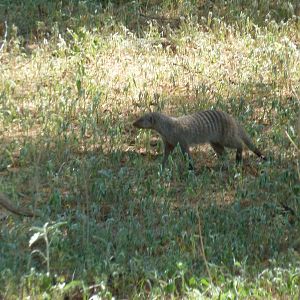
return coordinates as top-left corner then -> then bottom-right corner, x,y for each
0,1 -> 300,298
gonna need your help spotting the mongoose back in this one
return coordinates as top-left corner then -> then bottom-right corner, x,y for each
133,110 -> 266,168
0,193 -> 38,217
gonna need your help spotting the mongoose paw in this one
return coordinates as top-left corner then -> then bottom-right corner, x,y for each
259,155 -> 267,162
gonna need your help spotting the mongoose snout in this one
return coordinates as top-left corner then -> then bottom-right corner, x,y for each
133,110 -> 266,169
133,113 -> 155,129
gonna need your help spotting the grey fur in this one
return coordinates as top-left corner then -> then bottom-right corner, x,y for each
133,110 -> 266,169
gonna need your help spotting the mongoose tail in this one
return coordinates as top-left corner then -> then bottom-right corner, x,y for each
239,127 -> 267,161
0,193 -> 39,217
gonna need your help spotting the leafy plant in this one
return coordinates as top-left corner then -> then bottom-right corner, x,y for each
0,0 -> 300,298
29,222 -> 67,276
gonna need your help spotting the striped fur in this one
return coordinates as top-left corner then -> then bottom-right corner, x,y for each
133,110 -> 265,168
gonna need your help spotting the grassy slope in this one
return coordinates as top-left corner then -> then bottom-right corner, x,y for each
0,1 -> 300,298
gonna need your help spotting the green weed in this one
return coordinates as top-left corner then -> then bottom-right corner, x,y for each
0,0 -> 300,298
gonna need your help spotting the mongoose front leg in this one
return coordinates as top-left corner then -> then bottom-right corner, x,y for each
180,144 -> 194,170
162,142 -> 175,168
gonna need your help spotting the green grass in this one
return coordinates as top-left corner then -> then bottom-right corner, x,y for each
0,0 -> 300,298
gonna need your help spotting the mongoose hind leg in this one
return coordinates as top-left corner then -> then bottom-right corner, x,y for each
222,138 -> 244,163
210,142 -> 226,158
236,148 -> 243,163
211,142 -> 228,170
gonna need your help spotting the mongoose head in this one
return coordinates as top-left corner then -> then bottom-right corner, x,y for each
133,113 -> 156,129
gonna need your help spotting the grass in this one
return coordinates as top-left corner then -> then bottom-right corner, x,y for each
0,0 -> 300,298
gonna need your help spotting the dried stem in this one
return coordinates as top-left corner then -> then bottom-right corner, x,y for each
0,21 -> 8,53
196,205 -> 212,284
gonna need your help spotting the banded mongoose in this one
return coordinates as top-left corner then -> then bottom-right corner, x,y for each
133,110 -> 266,169
0,192 -> 38,217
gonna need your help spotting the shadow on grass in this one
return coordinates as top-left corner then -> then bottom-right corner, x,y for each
0,122 -> 299,297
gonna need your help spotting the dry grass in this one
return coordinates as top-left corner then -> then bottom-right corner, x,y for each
0,1 -> 300,298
